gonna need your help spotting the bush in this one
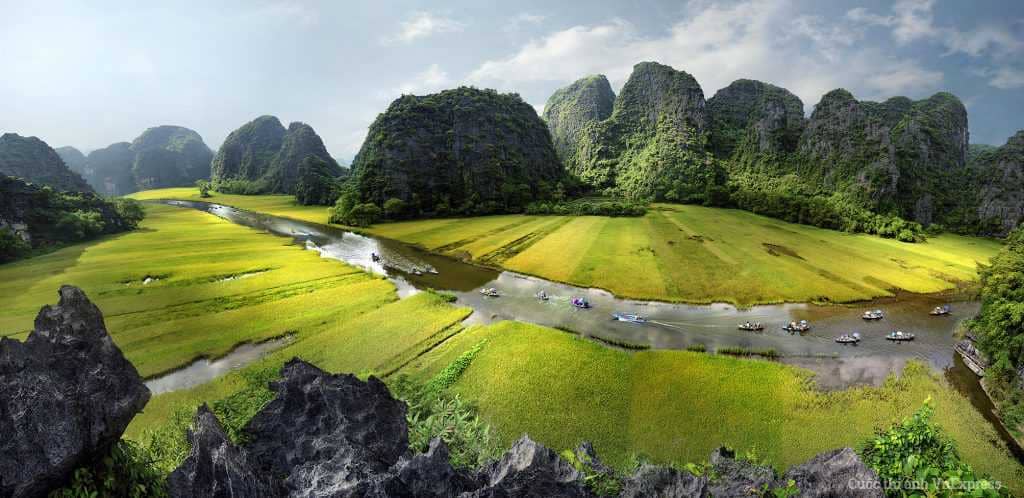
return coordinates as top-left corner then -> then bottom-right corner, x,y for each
55,210 -> 106,241
112,198 -> 146,229
214,178 -> 267,195
859,398 -> 1008,497
0,228 -> 31,263
48,440 -> 168,498
525,198 -> 647,217
196,179 -> 212,198
383,197 -> 407,219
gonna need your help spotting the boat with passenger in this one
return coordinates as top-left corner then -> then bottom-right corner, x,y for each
930,305 -> 951,316
835,332 -> 861,344
571,297 -> 591,309
480,287 -> 500,297
782,320 -> 810,333
612,312 -> 647,323
862,309 -> 884,320
738,322 -> 764,331
886,330 -> 915,341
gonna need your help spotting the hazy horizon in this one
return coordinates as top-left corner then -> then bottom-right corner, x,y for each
3,0 -> 1024,160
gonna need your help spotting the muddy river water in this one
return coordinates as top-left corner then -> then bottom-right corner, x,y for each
150,200 -> 1020,457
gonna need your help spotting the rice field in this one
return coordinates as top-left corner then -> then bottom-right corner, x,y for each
3,198 -> 1019,491
397,321 -> 1024,492
132,189 -> 1003,306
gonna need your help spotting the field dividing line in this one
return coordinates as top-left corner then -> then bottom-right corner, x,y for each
657,211 -> 738,265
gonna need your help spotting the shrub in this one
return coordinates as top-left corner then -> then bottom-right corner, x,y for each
0,228 -> 31,263
383,197 -> 407,219
48,440 -> 168,498
214,178 -> 267,195
195,179 -> 212,198
341,203 -> 382,227
859,398 -> 1008,497
112,198 -> 146,229
55,210 -> 106,240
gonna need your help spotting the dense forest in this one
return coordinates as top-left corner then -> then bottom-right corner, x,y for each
0,175 -> 143,263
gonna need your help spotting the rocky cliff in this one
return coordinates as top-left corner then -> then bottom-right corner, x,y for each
84,142 -> 135,195
571,62 -> 722,202
265,122 -> 343,193
211,116 -> 339,194
974,131 -> 1024,235
0,133 -> 92,192
0,286 -> 149,498
707,79 -> 805,160
55,146 -> 88,175
129,125 -> 213,191
543,75 -> 615,170
348,87 -> 565,215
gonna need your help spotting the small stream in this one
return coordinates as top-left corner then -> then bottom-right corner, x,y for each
149,199 -> 1021,458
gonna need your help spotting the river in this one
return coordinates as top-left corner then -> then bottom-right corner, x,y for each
149,199 -> 1017,457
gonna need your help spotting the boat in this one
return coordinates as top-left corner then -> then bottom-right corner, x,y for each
930,305 -> 951,316
535,290 -> 549,301
782,320 -> 810,333
412,268 -> 423,276
835,332 -> 861,344
480,288 -> 500,297
427,268 -> 439,275
738,322 -> 764,331
885,330 -> 915,341
862,309 -> 884,320
371,253 -> 381,263
571,297 -> 591,309
612,312 -> 647,323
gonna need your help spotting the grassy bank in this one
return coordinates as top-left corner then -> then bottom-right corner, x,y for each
129,188 -> 1001,306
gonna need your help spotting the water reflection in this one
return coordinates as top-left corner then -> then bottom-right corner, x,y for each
145,336 -> 291,394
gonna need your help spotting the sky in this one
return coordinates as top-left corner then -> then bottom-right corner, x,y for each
2,0 -> 1023,160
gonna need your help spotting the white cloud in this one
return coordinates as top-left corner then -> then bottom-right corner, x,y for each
393,64 -> 453,95
386,12 -> 464,44
504,13 -> 547,33
848,0 -> 1023,57
468,0 -> 943,113
984,67 -> 1024,89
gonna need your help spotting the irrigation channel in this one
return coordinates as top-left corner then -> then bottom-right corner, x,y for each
147,200 -> 1021,459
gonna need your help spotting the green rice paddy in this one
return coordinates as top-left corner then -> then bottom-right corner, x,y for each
3,192 -> 1011,490
129,189 -> 1002,306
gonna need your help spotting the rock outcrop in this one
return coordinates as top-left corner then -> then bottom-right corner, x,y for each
210,116 -> 340,194
572,62 -> 719,201
167,405 -> 277,498
55,146 -> 88,175
0,286 -> 149,498
169,357 -> 883,498
543,75 -> 616,169
707,79 -> 805,159
129,125 -> 214,191
782,447 -> 884,498
348,87 -> 565,216
84,142 -> 136,195
0,133 -> 93,192
974,131 -> 1024,236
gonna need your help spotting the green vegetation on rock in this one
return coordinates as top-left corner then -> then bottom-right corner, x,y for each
542,74 -> 615,168
345,87 -> 565,218
211,116 -> 342,197
0,133 -> 92,192
0,175 -> 143,263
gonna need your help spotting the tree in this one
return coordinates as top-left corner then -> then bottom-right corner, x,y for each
196,179 -> 212,198
294,156 -> 338,206
344,203 -> 382,227
383,198 -> 407,219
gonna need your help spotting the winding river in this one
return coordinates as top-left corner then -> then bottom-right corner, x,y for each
148,199 -> 1021,458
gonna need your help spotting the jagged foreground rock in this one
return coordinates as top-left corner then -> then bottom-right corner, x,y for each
0,286 -> 150,498
169,358 -> 883,498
